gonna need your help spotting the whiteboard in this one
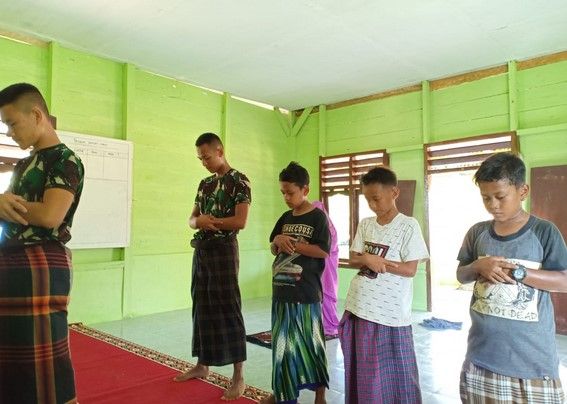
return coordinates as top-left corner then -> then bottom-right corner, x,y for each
58,131 -> 133,249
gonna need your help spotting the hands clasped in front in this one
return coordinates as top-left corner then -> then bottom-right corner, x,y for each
473,256 -> 517,284
361,253 -> 398,274
195,214 -> 223,231
0,192 -> 28,225
272,235 -> 299,254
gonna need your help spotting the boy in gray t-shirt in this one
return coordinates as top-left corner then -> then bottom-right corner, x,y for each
457,152 -> 567,403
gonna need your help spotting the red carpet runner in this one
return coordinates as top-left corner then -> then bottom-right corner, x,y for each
69,323 -> 268,403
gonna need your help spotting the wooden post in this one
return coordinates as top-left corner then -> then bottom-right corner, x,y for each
122,63 -> 135,141
274,107 -> 291,136
508,61 -> 518,131
46,42 -> 59,114
421,81 -> 431,144
318,104 -> 327,157
221,92 -> 231,149
291,106 -> 313,137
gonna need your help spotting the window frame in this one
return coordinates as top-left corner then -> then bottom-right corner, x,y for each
423,131 -> 519,310
424,131 -> 519,175
320,149 -> 389,267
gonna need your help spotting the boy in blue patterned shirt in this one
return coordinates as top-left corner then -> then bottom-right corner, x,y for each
457,152 -> 567,403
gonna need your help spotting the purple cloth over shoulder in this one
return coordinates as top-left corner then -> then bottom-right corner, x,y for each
313,201 -> 340,336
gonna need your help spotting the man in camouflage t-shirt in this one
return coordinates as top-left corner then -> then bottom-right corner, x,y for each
0,83 -> 84,403
2,143 -> 83,246
174,132 -> 251,401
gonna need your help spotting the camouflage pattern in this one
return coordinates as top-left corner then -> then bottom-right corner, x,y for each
1,143 -> 84,246
193,168 -> 251,240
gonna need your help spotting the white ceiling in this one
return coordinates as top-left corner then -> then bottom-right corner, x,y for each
1,0 -> 567,110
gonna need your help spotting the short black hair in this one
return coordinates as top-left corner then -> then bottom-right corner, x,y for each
0,82 -> 49,115
195,132 -> 223,147
474,152 -> 525,187
279,161 -> 309,188
361,166 -> 397,187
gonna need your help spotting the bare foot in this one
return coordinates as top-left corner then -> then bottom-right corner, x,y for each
221,377 -> 245,401
314,386 -> 326,404
173,364 -> 209,382
258,394 -> 276,404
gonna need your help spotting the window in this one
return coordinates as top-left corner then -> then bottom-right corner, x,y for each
320,150 -> 389,266
425,132 -> 518,175
0,114 -> 55,186
0,137 -> 29,189
424,132 -> 518,308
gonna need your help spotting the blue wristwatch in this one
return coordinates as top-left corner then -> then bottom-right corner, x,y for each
512,264 -> 527,282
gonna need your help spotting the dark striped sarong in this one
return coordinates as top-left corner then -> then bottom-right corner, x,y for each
460,361 -> 565,403
339,311 -> 421,404
191,237 -> 246,366
0,242 -> 76,404
271,301 -> 329,404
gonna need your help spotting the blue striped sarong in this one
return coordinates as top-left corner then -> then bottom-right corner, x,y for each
271,301 -> 329,404
339,311 -> 421,404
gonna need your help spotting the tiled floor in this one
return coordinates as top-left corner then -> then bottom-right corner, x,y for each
92,287 -> 567,404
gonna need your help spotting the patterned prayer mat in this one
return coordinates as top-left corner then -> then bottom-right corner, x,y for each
70,323 -> 270,403
246,329 -> 338,349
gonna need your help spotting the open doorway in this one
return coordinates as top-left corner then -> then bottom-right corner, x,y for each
0,137 -> 27,190
427,170 -> 490,315
424,132 -> 517,316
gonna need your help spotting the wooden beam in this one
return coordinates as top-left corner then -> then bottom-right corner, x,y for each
507,61 -> 518,131
295,84 -> 421,116
273,107 -> 291,136
421,80 -> 431,144
517,50 -> 567,71
430,65 -> 507,90
0,30 -> 47,47
318,104 -> 327,156
290,106 -> 313,137
328,84 -> 422,111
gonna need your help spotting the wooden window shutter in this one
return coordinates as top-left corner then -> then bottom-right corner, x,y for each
425,132 -> 518,175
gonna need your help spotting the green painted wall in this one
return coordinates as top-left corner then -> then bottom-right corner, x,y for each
0,39 -> 47,95
517,62 -> 567,129
230,99 -> 293,297
295,114 -> 320,198
430,74 -> 510,141
123,67 -> 222,318
0,37 -> 291,323
516,61 -> 567,208
2,34 -> 566,318
326,92 -> 423,154
294,60 -> 567,311
48,44 -> 124,139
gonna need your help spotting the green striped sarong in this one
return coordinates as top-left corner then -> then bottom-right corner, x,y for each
271,301 -> 329,403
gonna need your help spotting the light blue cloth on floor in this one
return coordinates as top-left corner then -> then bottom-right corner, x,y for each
419,317 -> 462,330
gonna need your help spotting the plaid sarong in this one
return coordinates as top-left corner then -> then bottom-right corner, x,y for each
460,361 -> 565,403
271,301 -> 329,404
339,311 -> 421,404
0,242 -> 76,404
191,237 -> 246,366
